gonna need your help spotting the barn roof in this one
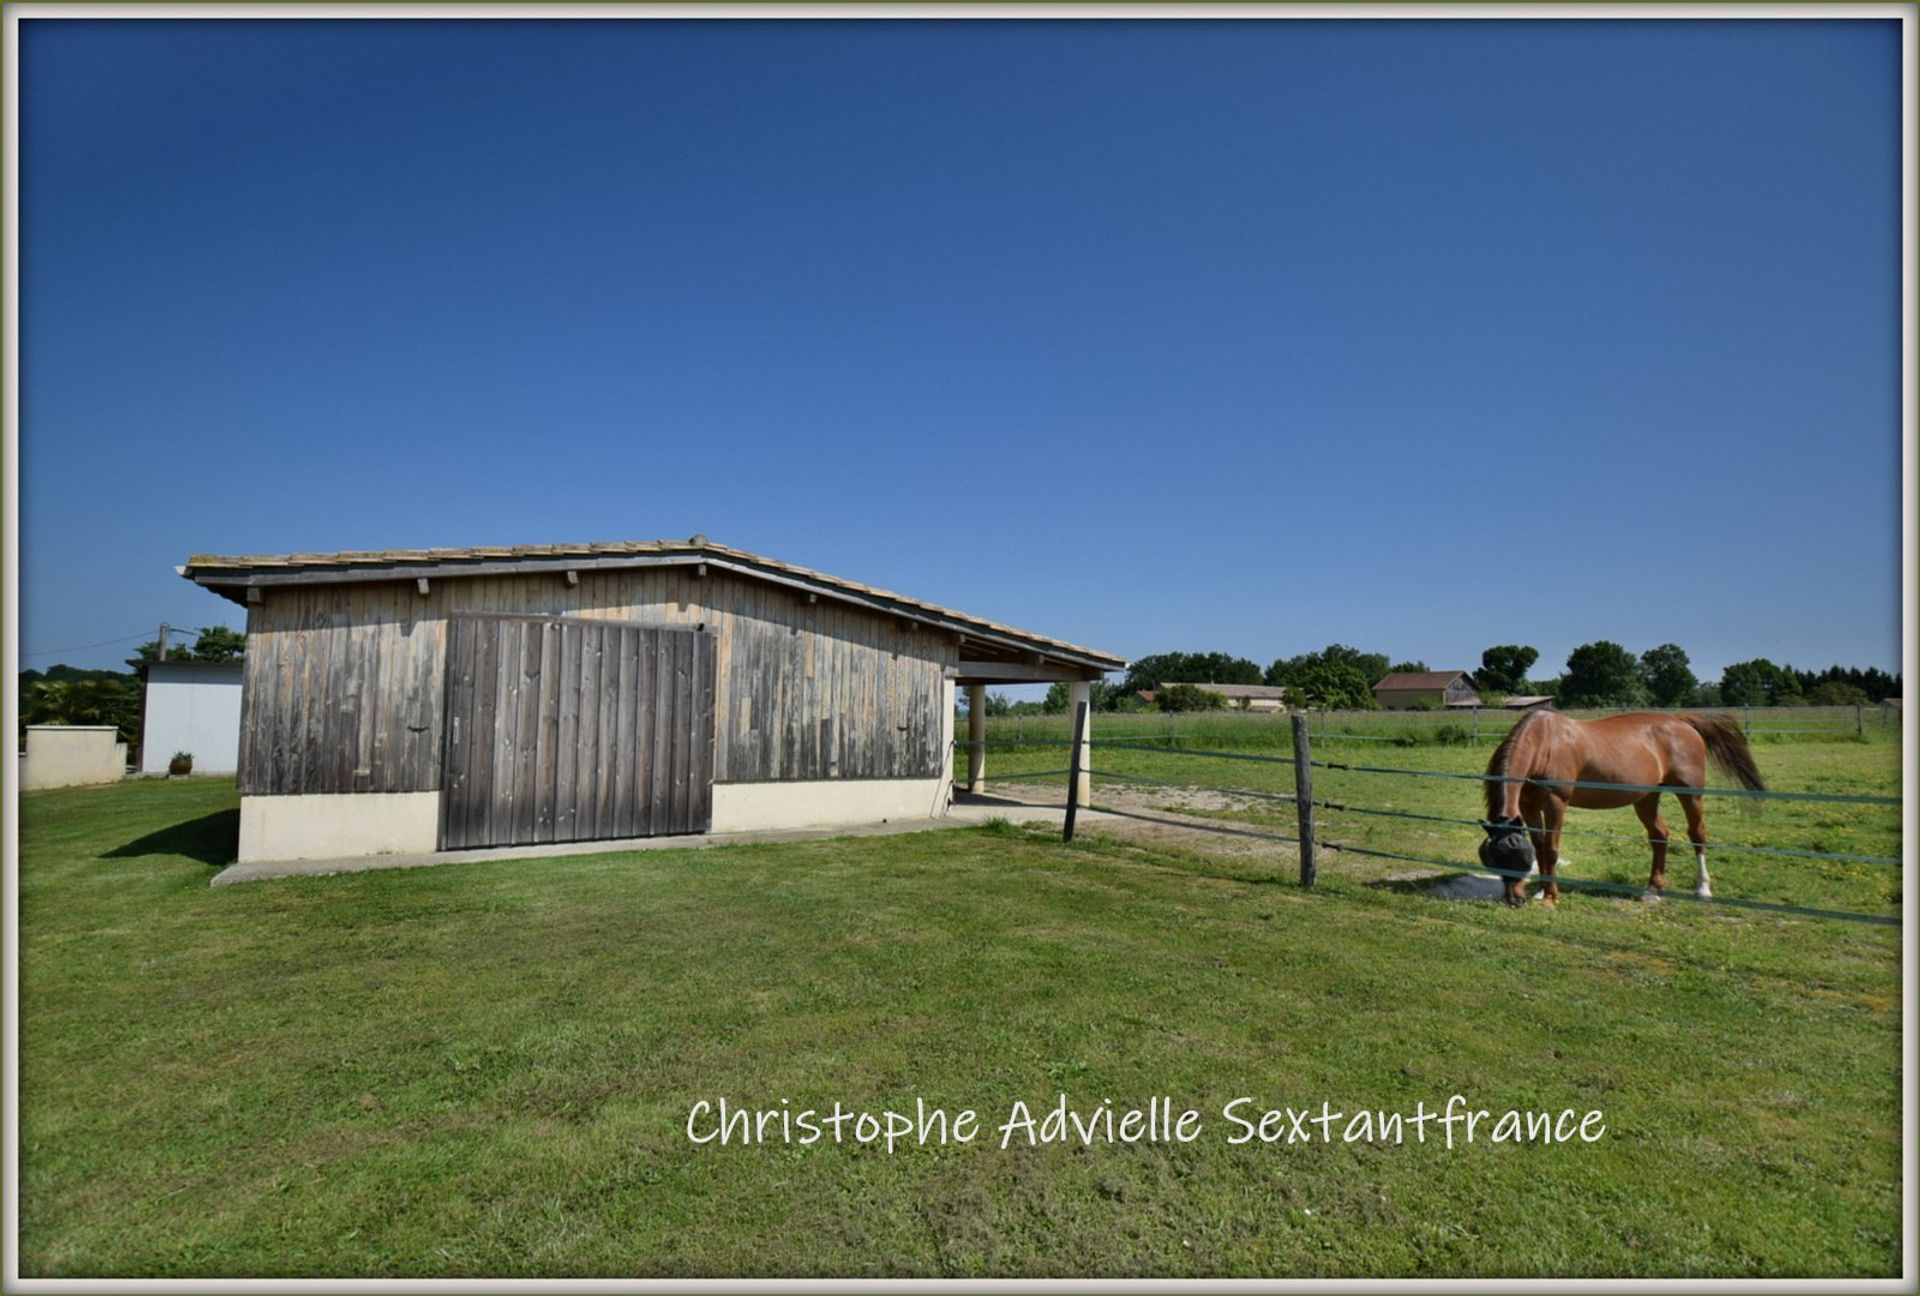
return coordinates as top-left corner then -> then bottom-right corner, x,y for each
179,537 -> 1127,674
1372,670 -> 1474,692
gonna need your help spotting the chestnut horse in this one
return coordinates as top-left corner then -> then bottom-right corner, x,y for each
1479,710 -> 1765,907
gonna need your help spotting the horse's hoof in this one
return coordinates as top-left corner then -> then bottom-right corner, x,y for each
1539,895 -> 1558,910
1641,890 -> 1664,903
1695,887 -> 1713,900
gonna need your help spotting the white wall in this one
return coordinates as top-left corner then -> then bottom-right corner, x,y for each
710,778 -> 950,834
239,792 -> 441,863
21,726 -> 127,790
141,662 -> 243,774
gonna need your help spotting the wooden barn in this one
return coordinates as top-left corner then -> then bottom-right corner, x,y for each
180,538 -> 1125,863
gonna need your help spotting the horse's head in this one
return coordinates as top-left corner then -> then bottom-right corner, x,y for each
1479,816 -> 1536,906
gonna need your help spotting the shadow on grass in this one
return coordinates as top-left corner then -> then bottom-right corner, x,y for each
1366,871 -> 1506,902
104,809 -> 239,868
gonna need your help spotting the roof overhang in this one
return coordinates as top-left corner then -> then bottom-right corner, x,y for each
180,539 -> 1126,679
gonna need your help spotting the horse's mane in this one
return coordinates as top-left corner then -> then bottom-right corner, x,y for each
1484,709 -> 1549,820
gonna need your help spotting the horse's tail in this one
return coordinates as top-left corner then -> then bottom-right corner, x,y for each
1681,713 -> 1766,792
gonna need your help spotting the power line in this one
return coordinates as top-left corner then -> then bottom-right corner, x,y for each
21,624 -> 214,662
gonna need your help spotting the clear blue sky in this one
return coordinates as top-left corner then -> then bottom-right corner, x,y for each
18,17 -> 1904,684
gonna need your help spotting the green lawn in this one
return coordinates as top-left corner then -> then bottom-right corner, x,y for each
18,774 -> 1902,1277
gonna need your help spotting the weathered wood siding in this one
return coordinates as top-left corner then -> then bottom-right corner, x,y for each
440,618 -> 715,848
237,567 -> 954,797
237,583 -> 444,795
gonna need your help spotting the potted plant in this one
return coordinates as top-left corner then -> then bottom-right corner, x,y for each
168,751 -> 193,778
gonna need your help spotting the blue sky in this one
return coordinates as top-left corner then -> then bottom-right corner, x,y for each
18,17 -> 1904,683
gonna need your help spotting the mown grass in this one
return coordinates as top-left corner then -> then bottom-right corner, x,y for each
17,772 -> 1903,1278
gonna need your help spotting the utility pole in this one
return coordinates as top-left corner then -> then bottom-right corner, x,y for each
158,622 -> 170,662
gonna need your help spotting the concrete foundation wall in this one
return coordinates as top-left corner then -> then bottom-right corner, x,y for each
21,726 -> 128,790
710,778 -> 949,834
239,792 -> 441,863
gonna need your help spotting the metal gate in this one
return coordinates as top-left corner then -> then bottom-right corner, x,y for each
440,616 -> 715,849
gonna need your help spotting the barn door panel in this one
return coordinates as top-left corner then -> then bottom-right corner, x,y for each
440,618 -> 715,850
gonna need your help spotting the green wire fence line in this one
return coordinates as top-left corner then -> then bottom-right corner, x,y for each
1082,800 -> 1302,847
1321,840 -> 1901,929
1082,768 -> 1300,805
967,736 -> 1901,808
1314,759 -> 1903,807
1312,800 -> 1903,867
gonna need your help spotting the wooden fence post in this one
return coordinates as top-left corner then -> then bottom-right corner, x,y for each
1856,704 -> 1865,738
1292,712 -> 1316,888
1063,701 -> 1088,843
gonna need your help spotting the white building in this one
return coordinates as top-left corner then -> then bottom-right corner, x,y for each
134,659 -> 244,775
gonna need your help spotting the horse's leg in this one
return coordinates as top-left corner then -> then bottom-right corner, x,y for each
1634,794 -> 1669,895
1510,787 -> 1553,904
1678,792 -> 1711,898
1535,797 -> 1566,908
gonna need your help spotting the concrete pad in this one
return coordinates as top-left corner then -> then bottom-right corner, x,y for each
210,791 -> 1112,887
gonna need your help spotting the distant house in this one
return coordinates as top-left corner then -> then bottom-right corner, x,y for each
1502,695 -> 1556,710
1145,682 -> 1288,712
1372,670 -> 1481,710
131,658 -> 245,775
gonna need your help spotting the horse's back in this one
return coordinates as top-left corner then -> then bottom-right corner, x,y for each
1565,712 -> 1707,803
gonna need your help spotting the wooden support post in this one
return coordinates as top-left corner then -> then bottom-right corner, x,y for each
1292,712 -> 1317,889
1063,700 -> 1088,842
1069,680 -> 1092,807
1471,706 -> 1480,744
967,684 -> 986,793
157,622 -> 170,662
1856,704 -> 1865,738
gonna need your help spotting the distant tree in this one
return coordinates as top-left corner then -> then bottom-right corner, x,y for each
1806,680 -> 1871,707
1285,658 -> 1376,710
1388,660 -> 1429,675
1476,645 -> 1539,695
190,625 -> 245,662
134,639 -> 193,663
984,691 -> 1013,717
1560,641 -> 1646,708
1156,683 -> 1228,713
1044,680 -> 1125,713
21,676 -> 142,750
135,624 -> 246,663
1266,645 -> 1391,691
1124,651 -> 1261,694
1792,664 -> 1901,703
1718,658 -> 1802,708
1638,643 -> 1698,707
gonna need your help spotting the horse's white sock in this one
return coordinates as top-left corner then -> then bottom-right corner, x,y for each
1695,847 -> 1712,899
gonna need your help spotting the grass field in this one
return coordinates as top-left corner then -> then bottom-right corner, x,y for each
17,758 -> 1905,1278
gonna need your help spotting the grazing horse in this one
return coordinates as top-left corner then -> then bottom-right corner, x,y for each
1479,710 -> 1765,907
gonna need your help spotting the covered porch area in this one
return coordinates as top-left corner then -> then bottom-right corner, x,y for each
951,646 -> 1113,808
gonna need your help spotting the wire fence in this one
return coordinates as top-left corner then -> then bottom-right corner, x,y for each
979,702 -> 1899,750
957,707 -> 1903,929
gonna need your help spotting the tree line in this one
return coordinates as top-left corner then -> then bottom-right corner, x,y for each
975,642 -> 1902,715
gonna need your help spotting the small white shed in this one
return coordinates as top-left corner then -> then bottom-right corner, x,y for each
134,659 -> 244,775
